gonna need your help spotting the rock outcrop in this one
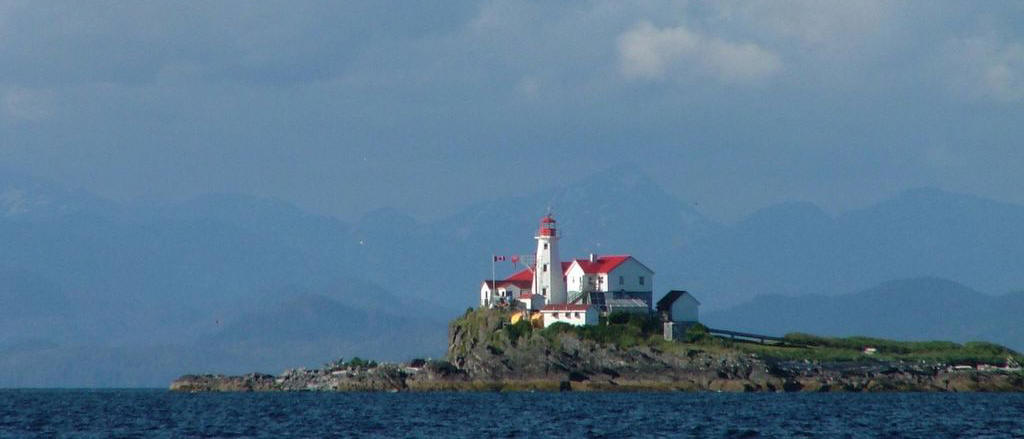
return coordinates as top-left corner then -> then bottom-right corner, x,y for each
170,309 -> 1024,392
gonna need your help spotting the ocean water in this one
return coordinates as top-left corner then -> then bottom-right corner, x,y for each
1,390 -> 1023,438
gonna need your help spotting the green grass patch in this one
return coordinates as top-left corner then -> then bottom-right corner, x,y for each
733,333 -> 1024,365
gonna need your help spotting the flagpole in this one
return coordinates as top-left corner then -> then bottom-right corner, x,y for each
491,254 -> 496,307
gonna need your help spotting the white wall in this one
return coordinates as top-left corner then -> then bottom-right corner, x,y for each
520,294 -> 546,311
535,235 -> 566,304
566,264 -> 599,293
480,283 -> 492,307
606,258 -> 654,293
498,284 -> 525,298
671,294 -> 700,322
542,308 -> 597,327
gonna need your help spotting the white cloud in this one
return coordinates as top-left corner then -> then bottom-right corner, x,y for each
946,35 -> 1024,103
617,21 -> 781,84
3,87 -> 56,122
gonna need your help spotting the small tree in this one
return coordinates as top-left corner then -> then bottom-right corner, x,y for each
683,323 -> 710,343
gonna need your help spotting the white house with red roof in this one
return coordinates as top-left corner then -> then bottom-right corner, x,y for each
565,254 -> 654,309
479,269 -> 533,308
479,214 -> 656,322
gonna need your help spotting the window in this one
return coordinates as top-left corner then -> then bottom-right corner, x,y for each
543,264 -> 548,272
553,312 -> 559,318
619,275 -> 624,285
542,287 -> 547,295
543,243 -> 548,249
639,276 -> 645,286
574,312 -> 581,318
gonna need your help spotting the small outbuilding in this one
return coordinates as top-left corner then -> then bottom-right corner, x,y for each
517,293 -> 545,311
656,290 -> 700,323
656,290 -> 701,341
540,304 -> 598,328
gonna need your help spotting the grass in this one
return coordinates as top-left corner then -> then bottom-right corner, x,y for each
729,333 -> 1023,366
451,308 -> 1024,368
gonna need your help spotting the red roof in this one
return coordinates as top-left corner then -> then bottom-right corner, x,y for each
485,257 -> 636,289
518,293 -> 540,299
483,278 -> 532,289
569,255 -> 631,274
507,268 -> 533,281
542,304 -> 593,311
483,268 -> 534,290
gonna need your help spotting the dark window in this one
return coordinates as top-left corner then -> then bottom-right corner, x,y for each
619,276 -> 624,285
543,264 -> 548,272
543,243 -> 548,250
639,276 -> 645,286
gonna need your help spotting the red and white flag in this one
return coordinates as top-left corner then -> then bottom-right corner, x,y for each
493,255 -> 507,262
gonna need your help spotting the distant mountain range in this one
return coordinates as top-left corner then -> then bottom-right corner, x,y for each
681,189 -> 1024,306
2,166 -> 1024,386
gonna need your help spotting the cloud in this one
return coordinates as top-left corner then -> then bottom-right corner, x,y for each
711,1 -> 893,52
2,87 -> 55,122
617,21 -> 781,84
945,35 -> 1024,103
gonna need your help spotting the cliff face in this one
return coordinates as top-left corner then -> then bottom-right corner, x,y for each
445,309 -> 772,390
170,309 -> 1024,392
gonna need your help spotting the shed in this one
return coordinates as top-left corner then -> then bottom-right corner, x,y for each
656,290 -> 700,323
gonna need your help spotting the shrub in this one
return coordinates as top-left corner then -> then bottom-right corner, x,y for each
607,311 -> 632,325
427,360 -> 460,376
347,357 -> 378,368
683,323 -> 710,343
504,320 -> 533,345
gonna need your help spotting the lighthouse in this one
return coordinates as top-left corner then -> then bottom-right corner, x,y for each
534,214 -> 567,304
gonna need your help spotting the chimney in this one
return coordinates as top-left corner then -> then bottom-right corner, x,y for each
589,253 -> 596,262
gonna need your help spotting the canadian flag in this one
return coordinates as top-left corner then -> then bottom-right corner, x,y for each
493,255 -> 507,262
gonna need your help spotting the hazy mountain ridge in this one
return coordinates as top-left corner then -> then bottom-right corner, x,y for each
681,188 -> 1024,307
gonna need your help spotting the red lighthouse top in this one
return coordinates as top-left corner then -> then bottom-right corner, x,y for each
538,214 -> 557,237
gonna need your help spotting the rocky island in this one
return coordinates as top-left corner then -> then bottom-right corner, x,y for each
171,309 -> 1024,392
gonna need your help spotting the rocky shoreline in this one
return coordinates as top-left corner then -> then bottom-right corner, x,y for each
170,357 -> 1024,393
170,310 -> 1024,393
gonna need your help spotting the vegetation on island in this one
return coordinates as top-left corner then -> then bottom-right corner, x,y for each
171,307 -> 1024,392
453,308 -> 1024,369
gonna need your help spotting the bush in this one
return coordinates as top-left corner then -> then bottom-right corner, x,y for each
347,357 -> 378,368
504,320 -> 533,345
607,311 -> 632,325
427,360 -> 460,376
683,323 -> 709,343
325,356 -> 379,370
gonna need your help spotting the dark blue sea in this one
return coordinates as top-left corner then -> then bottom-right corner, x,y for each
1,390 -> 1023,438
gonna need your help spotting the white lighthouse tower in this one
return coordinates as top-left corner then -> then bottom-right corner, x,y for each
534,214 -> 567,304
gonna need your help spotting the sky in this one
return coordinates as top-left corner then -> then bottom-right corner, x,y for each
1,1 -> 1023,223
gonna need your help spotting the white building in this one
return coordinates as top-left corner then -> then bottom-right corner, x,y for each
540,304 -> 598,327
478,213 -> 656,319
565,255 -> 655,309
656,290 -> 700,323
479,269 -> 533,308
517,293 -> 546,311
656,290 -> 701,341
